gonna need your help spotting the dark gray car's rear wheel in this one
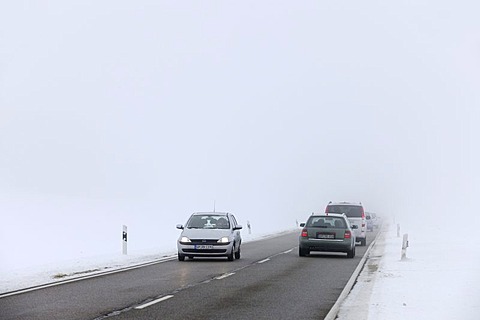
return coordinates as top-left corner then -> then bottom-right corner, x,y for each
347,246 -> 355,258
299,247 -> 309,257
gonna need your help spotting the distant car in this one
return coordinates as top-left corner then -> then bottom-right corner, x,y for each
371,212 -> 380,228
365,212 -> 374,232
176,212 -> 242,261
298,213 -> 356,258
325,201 -> 367,246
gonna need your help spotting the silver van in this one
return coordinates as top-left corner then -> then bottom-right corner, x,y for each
325,202 -> 367,246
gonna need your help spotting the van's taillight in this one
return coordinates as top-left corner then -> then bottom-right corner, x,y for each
325,206 -> 329,213
301,228 -> 308,237
344,230 -> 352,239
361,207 -> 365,219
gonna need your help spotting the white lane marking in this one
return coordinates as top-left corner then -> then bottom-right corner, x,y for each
135,295 -> 174,310
257,258 -> 270,264
215,272 -> 235,280
283,249 -> 293,254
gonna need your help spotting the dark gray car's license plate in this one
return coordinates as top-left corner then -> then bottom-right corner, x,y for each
317,233 -> 335,239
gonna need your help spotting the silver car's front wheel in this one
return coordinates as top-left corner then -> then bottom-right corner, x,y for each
227,243 -> 235,261
234,244 -> 241,260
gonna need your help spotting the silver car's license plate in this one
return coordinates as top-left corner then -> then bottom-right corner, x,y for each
195,245 -> 214,249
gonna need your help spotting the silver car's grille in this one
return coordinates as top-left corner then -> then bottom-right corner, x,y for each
189,239 -> 220,245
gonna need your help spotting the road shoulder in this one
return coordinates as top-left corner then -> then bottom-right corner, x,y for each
335,226 -> 388,320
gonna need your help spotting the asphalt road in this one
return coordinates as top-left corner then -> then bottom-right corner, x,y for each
0,229 -> 379,320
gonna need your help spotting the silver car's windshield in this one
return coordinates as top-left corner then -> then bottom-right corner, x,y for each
186,215 -> 230,229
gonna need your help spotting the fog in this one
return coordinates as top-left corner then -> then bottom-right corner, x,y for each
1,1 -> 479,268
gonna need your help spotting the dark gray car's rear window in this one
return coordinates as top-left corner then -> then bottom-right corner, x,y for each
306,216 -> 347,228
326,205 -> 363,218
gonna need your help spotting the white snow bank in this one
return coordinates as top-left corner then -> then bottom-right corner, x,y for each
337,220 -> 480,320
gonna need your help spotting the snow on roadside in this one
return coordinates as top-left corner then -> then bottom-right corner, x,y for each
0,249 -> 175,295
337,220 -> 480,320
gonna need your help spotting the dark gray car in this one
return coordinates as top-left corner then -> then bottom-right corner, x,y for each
299,213 -> 356,258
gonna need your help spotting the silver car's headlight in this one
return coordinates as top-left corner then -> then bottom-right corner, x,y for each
217,237 -> 230,244
179,236 -> 191,244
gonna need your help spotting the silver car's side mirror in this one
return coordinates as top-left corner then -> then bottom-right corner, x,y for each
234,225 -> 243,230
176,224 -> 184,229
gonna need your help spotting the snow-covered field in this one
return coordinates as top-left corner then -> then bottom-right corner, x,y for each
338,219 -> 480,320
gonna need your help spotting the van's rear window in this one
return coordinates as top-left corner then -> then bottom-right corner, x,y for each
326,205 -> 363,217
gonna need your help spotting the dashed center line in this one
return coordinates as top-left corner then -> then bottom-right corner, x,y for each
257,258 -> 270,264
135,295 -> 174,310
283,249 -> 293,254
215,272 -> 235,280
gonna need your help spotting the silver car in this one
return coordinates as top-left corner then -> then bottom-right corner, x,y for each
365,212 -> 374,232
176,212 -> 242,261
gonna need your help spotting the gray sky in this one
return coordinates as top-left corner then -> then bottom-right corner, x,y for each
1,1 -> 479,257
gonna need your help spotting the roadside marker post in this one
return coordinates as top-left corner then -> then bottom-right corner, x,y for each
122,225 -> 128,255
401,233 -> 409,260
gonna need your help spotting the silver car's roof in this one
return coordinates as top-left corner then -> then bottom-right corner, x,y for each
191,212 -> 229,216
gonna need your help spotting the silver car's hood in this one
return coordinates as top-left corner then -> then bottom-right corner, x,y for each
181,228 -> 232,239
